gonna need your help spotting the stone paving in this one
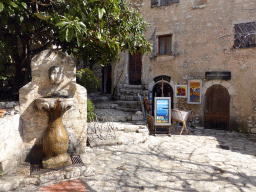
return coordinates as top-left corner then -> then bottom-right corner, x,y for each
79,127 -> 256,192
1,124 -> 256,191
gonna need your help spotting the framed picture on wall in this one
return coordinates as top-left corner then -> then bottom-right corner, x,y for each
175,85 -> 187,98
187,80 -> 202,104
154,97 -> 172,125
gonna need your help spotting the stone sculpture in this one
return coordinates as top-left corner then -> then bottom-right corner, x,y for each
49,66 -> 63,84
35,66 -> 73,169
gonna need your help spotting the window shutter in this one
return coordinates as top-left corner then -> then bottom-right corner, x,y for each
151,0 -> 158,7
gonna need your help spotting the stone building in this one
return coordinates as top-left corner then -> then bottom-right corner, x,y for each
96,0 -> 256,133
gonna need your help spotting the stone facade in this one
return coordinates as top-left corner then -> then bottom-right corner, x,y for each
112,0 -> 256,133
19,49 -> 87,164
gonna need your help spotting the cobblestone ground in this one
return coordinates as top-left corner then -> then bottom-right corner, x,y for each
2,126 -> 256,192
81,128 -> 256,192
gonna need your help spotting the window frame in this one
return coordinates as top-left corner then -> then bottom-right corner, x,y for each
234,22 -> 256,49
151,0 -> 179,8
158,34 -> 173,55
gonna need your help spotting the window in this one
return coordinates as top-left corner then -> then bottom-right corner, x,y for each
158,35 -> 172,55
234,22 -> 256,48
151,0 -> 179,8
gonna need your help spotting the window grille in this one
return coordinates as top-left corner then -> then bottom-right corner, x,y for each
234,22 -> 256,48
151,0 -> 179,8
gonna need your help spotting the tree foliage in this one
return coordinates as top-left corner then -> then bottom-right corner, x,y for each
76,68 -> 99,93
0,0 -> 152,91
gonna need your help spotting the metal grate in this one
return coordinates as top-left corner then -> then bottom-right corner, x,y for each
71,155 -> 84,165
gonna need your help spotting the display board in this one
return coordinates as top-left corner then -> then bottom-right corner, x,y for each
154,97 -> 172,126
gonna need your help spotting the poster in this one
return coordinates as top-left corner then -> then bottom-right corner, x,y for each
175,85 -> 187,98
187,80 -> 202,104
154,97 -> 171,125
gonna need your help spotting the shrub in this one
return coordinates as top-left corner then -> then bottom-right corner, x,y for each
76,68 -> 99,93
87,98 -> 96,122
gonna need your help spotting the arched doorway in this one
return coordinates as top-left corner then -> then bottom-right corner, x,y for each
204,84 -> 230,130
102,63 -> 112,94
152,81 -> 173,116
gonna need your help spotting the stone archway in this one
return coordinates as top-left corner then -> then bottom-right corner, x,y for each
204,84 -> 230,130
202,80 -> 236,129
148,77 -> 177,116
151,81 -> 174,116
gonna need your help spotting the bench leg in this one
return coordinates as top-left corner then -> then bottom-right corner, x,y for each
184,123 -> 189,135
180,124 -> 185,135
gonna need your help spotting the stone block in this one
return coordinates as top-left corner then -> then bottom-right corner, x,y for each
132,115 -> 144,121
248,124 -> 253,128
251,128 -> 256,134
228,86 -> 236,96
120,96 -> 126,100
203,81 -> 213,91
220,81 -> 231,89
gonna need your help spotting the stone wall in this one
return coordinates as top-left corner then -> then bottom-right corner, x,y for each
0,102 -> 23,173
113,0 -> 256,132
19,49 -> 87,164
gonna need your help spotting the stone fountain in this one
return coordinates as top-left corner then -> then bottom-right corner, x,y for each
34,66 -> 74,168
19,49 -> 87,168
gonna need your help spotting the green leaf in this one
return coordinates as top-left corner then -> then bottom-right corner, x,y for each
79,22 -> 87,34
98,8 -> 105,19
34,13 -> 50,20
56,21 -> 69,28
3,0 -> 17,8
76,31 -> 83,47
66,27 -> 74,42
96,33 -> 101,40
74,22 -> 81,33
21,2 -> 27,9
59,29 -> 66,42
116,43 -> 120,53
0,2 -> 4,12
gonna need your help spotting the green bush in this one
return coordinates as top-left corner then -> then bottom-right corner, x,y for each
76,68 -> 99,93
87,98 -> 97,122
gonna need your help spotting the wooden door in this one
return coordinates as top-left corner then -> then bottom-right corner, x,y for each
129,52 -> 142,85
204,85 -> 230,130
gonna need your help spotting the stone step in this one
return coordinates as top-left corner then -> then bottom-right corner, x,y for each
115,106 -> 140,113
97,115 -> 132,122
119,95 -> 139,101
117,84 -> 145,90
115,101 -> 141,109
89,93 -> 113,102
132,121 -> 146,125
94,109 -> 133,122
117,88 -> 145,96
94,103 -> 119,109
94,109 -> 146,123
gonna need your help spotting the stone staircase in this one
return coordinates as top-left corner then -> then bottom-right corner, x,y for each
89,84 -> 148,124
